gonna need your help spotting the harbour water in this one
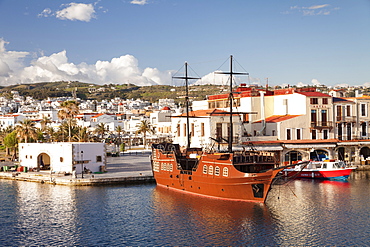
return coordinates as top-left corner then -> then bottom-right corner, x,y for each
1,171 -> 370,246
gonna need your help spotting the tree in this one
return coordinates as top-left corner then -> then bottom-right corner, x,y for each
75,126 -> 93,142
115,125 -> 124,145
94,123 -> 108,141
15,119 -> 38,143
58,100 -> 79,142
136,120 -> 155,147
40,116 -> 52,130
3,131 -> 18,160
44,126 -> 57,142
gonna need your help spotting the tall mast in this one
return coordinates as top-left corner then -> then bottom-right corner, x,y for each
215,55 -> 248,153
173,62 -> 200,149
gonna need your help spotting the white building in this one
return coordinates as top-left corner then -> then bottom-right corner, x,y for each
19,142 -> 106,174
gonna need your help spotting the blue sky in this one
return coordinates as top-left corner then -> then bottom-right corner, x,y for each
0,0 -> 369,87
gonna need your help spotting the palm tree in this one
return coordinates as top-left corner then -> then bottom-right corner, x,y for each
75,126 -> 93,142
94,123 -> 108,141
40,116 -> 52,130
44,126 -> 57,142
15,119 -> 38,143
58,100 -> 79,142
115,125 -> 124,145
136,120 -> 155,147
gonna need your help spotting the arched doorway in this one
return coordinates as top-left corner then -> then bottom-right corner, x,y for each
360,147 -> 370,164
37,153 -> 51,170
284,151 -> 302,165
310,149 -> 329,161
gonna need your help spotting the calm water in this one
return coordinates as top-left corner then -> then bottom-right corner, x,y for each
1,172 -> 370,246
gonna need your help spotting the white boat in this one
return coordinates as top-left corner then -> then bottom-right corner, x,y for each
283,160 -> 357,180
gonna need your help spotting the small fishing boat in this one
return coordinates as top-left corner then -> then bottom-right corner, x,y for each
283,160 -> 356,180
151,56 -> 289,203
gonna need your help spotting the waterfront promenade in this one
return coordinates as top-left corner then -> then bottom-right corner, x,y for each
0,152 -> 154,186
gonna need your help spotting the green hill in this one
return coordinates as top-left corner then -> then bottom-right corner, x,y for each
0,81 -> 223,103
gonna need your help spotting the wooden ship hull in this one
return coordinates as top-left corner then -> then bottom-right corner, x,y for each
151,143 -> 283,203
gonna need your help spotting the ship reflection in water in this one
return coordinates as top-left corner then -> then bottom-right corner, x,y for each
1,171 -> 370,246
152,186 -> 274,246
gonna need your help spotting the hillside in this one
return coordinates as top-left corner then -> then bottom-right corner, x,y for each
0,81 -> 224,103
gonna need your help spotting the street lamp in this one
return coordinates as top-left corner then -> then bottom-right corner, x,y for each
81,150 -> 84,178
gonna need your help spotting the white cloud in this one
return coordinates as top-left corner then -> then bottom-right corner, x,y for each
0,39 -> 173,86
193,71 -> 249,86
56,3 -> 96,22
131,0 -> 148,5
285,4 -> 338,16
38,8 -> 52,18
0,38 -> 29,83
311,79 -> 323,86
296,82 -> 308,87
308,4 -> 329,10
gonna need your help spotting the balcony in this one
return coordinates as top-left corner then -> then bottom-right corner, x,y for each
336,116 -> 356,123
310,121 -> 333,130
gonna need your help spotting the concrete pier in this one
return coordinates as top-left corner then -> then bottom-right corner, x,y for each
0,153 -> 155,186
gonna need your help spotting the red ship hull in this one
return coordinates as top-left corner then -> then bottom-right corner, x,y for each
151,144 -> 283,203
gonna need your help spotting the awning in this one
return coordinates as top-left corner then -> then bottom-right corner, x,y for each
252,146 -> 283,151
284,144 -> 336,149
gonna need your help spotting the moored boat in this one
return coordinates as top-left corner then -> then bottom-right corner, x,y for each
150,56 -> 288,203
283,160 -> 357,180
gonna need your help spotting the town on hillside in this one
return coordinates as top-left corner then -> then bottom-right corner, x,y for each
1,83 -> 370,167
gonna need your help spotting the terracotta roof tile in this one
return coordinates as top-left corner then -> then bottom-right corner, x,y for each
254,115 -> 303,123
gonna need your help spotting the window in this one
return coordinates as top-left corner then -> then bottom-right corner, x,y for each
337,105 -> 342,121
346,105 -> 351,117
347,123 -> 352,140
323,129 -> 328,139
322,98 -> 328,104
310,98 -> 318,104
296,129 -> 301,140
361,103 -> 367,117
96,156 -> 102,162
311,130 -> 317,140
338,123 -> 343,140
203,165 -> 207,174
215,166 -> 220,176
286,128 -> 291,140
191,123 -> 195,137
321,110 -> 327,126
201,123 -> 205,137
311,110 -> 317,124
208,165 -> 214,175
362,122 -> 367,137
216,123 -> 222,139
183,123 -> 187,137
60,157 -> 64,162
223,167 -> 229,177
177,124 -> 180,137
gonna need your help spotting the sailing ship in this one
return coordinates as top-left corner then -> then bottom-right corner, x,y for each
151,56 -> 286,203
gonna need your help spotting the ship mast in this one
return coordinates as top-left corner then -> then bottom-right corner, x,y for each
173,62 -> 200,149
215,55 -> 248,153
